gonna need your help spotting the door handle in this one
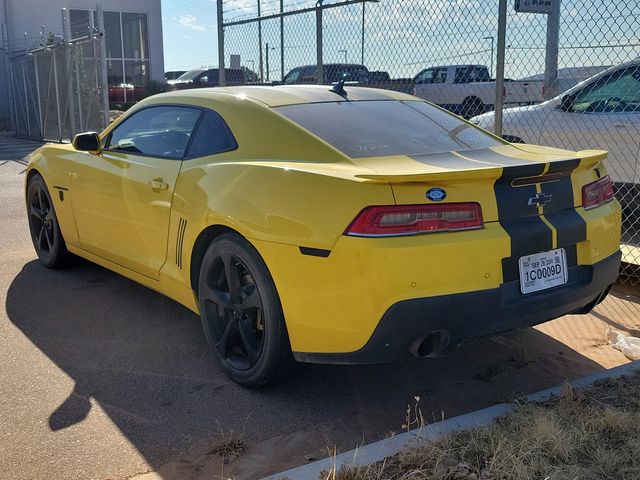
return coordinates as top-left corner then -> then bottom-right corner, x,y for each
149,178 -> 169,191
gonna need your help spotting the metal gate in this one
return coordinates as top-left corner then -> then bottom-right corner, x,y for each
9,36 -> 108,142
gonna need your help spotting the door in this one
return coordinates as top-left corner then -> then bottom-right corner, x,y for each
539,65 -> 640,185
70,105 -> 202,279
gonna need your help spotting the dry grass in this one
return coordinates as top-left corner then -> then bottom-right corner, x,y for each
326,372 -> 640,480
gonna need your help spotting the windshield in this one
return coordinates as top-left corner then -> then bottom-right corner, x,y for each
176,70 -> 204,81
275,100 -> 502,158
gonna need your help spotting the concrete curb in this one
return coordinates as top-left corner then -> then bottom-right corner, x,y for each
262,360 -> 640,480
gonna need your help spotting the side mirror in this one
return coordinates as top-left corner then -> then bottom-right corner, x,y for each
72,132 -> 100,152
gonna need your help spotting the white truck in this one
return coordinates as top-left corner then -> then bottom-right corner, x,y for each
413,64 -> 544,118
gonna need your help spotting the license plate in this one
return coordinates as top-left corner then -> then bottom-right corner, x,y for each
518,248 -> 568,295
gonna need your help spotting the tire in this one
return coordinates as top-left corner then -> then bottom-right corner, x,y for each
26,173 -> 70,268
197,233 -> 293,388
461,96 -> 484,119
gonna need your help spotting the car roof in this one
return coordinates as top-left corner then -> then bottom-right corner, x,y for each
155,85 -> 415,107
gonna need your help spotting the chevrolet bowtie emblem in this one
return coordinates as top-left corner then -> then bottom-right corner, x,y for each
528,192 -> 552,207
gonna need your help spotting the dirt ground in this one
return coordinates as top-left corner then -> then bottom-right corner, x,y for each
148,285 -> 640,480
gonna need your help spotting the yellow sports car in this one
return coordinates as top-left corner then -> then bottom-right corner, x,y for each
26,85 -> 621,387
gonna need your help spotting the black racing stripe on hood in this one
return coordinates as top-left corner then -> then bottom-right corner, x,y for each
494,163 -> 553,283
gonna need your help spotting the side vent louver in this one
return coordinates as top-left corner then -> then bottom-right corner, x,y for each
176,218 -> 187,269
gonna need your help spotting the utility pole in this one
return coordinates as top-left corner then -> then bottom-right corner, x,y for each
217,0 -> 225,86
338,49 -> 347,63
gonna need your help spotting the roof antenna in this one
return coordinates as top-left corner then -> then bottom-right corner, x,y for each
329,79 -> 347,98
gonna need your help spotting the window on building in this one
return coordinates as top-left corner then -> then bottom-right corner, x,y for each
104,12 -> 123,59
69,9 -> 151,101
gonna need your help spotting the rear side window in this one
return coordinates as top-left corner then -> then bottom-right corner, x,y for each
301,67 -> 316,83
275,100 -> 502,158
185,110 -> 237,158
454,66 -> 490,83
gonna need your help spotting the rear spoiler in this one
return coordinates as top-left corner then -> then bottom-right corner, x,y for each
355,166 -> 502,184
355,148 -> 608,184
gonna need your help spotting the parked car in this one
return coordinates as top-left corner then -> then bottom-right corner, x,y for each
26,85 -> 620,387
471,59 -> 640,260
282,64 -> 415,93
165,70 -> 187,82
519,65 -> 611,98
413,64 -> 544,118
169,68 -> 245,89
282,63 -> 370,84
108,83 -> 146,104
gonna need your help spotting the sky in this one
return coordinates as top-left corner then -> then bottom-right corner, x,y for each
162,0 -> 219,72
161,0 -> 640,81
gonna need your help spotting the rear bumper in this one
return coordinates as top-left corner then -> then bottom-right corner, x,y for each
293,250 -> 620,365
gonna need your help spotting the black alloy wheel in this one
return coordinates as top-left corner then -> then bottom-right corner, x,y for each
198,234 -> 293,387
200,251 -> 265,370
26,174 -> 69,268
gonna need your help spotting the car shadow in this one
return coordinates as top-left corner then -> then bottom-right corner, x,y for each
6,259 -> 607,479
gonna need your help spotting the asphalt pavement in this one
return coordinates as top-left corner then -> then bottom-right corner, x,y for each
1,136 -> 638,480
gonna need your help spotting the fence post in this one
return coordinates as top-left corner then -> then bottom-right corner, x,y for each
8,60 -> 20,135
20,60 -> 32,137
280,0 -> 284,81
61,8 -> 77,137
75,49 -> 84,131
258,0 -> 263,82
217,0 -> 225,86
265,42 -> 270,82
494,0 -> 507,137
51,50 -> 63,141
316,1 -> 323,84
2,23 -> 17,133
33,54 -> 44,138
361,2 -> 365,65
95,4 -> 109,128
544,0 -> 561,100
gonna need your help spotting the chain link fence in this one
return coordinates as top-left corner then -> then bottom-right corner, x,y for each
221,0 -> 640,282
9,36 -> 108,142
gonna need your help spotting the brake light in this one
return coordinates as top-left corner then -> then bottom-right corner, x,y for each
345,203 -> 483,237
582,176 -> 614,210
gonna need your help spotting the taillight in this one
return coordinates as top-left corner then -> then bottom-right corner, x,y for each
345,203 -> 483,237
582,176 -> 614,210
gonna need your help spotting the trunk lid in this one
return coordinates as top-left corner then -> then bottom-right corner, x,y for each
352,144 -> 606,223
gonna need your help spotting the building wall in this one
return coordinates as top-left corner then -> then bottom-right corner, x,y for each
0,0 -> 164,129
